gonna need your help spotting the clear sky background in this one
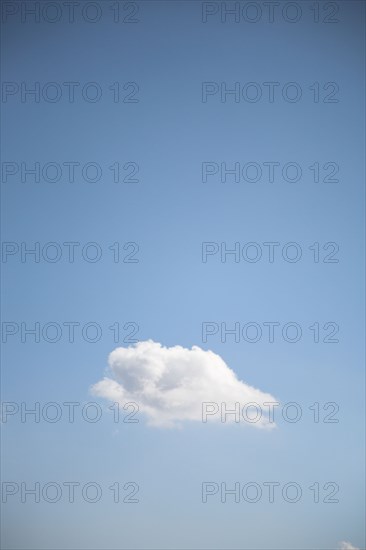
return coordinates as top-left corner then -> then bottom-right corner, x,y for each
1,1 -> 365,549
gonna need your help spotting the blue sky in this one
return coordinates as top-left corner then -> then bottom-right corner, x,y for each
1,1 -> 365,549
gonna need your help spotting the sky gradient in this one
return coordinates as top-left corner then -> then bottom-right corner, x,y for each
1,1 -> 365,549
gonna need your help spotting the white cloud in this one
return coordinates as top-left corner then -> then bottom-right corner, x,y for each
339,542 -> 360,550
91,340 -> 277,428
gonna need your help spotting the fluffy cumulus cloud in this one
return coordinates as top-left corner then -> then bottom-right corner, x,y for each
339,543 -> 360,550
91,340 -> 277,428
